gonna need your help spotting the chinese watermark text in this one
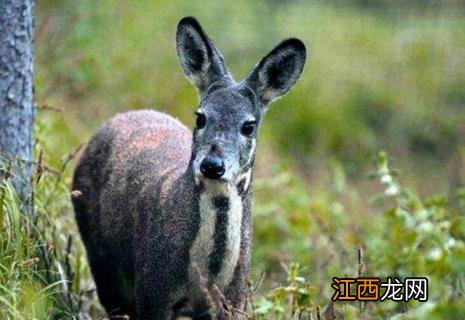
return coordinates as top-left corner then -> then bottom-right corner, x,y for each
331,277 -> 428,302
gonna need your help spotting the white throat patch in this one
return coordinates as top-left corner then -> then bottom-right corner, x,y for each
235,169 -> 252,193
189,180 -> 243,291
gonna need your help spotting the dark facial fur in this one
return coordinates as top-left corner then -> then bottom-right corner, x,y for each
192,84 -> 261,184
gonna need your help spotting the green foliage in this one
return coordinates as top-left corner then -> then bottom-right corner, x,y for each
365,152 -> 465,318
0,132 -> 97,319
250,152 -> 465,319
2,1 -> 464,319
253,263 -> 316,318
0,166 -> 70,318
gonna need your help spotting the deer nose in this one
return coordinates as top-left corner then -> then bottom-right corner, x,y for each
200,156 -> 225,180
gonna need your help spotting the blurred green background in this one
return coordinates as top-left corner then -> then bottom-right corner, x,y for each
36,0 -> 465,190
9,0 -> 465,318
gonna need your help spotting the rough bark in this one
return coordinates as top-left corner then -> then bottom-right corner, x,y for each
0,0 -> 35,208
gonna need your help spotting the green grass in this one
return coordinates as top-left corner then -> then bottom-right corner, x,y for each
1,0 -> 464,318
252,152 -> 465,318
0,165 -> 75,318
3,145 -> 464,318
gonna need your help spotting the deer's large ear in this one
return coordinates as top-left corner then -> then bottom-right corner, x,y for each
245,39 -> 306,106
176,17 -> 231,92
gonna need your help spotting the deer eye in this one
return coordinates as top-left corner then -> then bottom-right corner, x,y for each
241,120 -> 256,137
195,112 -> 206,129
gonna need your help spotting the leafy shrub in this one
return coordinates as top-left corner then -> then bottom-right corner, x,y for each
251,152 -> 465,319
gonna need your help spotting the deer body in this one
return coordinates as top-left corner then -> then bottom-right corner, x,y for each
72,17 -> 306,319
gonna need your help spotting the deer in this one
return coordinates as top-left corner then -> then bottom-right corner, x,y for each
72,16 -> 306,319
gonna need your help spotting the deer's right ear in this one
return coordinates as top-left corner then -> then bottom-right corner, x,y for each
176,17 -> 231,92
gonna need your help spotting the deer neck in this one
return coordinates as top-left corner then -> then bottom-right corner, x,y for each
188,159 -> 252,290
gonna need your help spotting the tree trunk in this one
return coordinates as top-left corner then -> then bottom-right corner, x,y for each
0,0 -> 35,210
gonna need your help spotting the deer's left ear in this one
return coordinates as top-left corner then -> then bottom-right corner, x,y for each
245,38 -> 306,106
